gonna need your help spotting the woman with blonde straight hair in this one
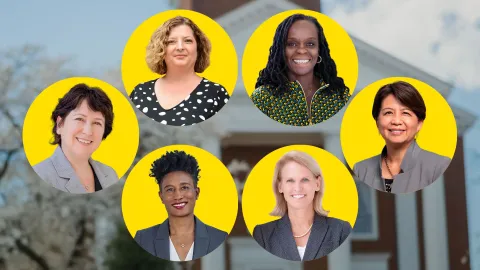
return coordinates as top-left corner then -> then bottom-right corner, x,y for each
252,150 -> 351,261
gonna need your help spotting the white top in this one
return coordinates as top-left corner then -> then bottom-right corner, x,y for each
297,245 -> 306,261
169,237 -> 194,261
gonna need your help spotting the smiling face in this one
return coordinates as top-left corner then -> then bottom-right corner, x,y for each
159,171 -> 199,218
164,24 -> 198,72
277,161 -> 320,211
56,99 -> 105,160
284,20 -> 319,80
377,94 -> 423,147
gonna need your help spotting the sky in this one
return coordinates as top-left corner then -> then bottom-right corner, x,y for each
1,0 -> 479,266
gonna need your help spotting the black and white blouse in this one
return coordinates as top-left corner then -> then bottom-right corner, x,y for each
129,77 -> 230,126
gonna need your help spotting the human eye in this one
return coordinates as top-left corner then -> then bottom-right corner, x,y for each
287,41 -> 297,47
167,40 -> 176,45
402,111 -> 412,116
301,177 -> 310,182
185,39 -> 193,43
181,185 -> 190,190
286,179 -> 294,183
94,121 -> 103,126
75,117 -> 85,122
383,111 -> 393,115
306,41 -> 316,47
165,187 -> 174,193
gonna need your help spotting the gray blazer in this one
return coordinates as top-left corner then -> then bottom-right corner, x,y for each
134,216 -> 227,261
353,140 -> 451,193
252,214 -> 352,261
33,146 -> 119,193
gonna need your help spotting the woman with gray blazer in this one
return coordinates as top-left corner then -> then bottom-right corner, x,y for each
353,81 -> 451,193
252,151 -> 351,261
33,83 -> 118,193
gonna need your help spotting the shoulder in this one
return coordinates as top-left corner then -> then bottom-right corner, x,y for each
130,79 -> 157,98
204,223 -> 228,240
324,216 -> 351,231
253,218 -> 280,235
91,159 -> 119,181
135,222 -> 163,240
33,157 -> 57,182
323,216 -> 352,242
251,85 -> 273,100
417,147 -> 451,165
353,154 -> 380,174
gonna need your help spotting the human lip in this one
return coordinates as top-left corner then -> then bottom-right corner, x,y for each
174,54 -> 187,58
172,202 -> 187,209
291,194 -> 306,199
76,137 -> 93,145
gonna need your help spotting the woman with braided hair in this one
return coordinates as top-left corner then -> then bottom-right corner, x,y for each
251,13 -> 350,126
134,150 -> 227,261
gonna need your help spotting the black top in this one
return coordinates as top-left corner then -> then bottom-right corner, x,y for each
90,164 -> 102,191
384,179 -> 393,193
130,77 -> 230,126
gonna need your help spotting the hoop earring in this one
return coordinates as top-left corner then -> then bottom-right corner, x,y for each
317,56 -> 322,63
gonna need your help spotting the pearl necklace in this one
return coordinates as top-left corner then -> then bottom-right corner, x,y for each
293,223 -> 313,238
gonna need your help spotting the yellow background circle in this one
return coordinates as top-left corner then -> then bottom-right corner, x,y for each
122,145 -> 238,237
242,10 -> 358,96
341,77 -> 457,170
121,10 -> 237,96
242,145 -> 358,234
23,77 -> 139,180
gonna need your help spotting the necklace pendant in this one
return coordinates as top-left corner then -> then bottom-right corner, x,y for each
181,244 -> 185,248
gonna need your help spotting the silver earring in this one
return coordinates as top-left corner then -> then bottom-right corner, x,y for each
317,56 -> 322,63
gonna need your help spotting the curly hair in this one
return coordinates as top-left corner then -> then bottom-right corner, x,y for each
51,83 -> 114,145
150,150 -> 201,190
255,13 -> 348,95
145,16 -> 211,75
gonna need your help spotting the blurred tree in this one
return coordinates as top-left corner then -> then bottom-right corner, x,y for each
103,219 -> 173,270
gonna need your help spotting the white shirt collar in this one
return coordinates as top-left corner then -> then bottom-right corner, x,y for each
169,237 -> 194,261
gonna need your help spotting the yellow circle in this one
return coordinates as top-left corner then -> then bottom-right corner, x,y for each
121,9 -> 237,96
341,77 -> 457,171
242,10 -> 358,96
242,145 -> 358,234
23,77 -> 139,181
122,145 -> 238,238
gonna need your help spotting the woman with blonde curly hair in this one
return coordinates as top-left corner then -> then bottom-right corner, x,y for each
130,16 -> 229,126
252,150 -> 351,261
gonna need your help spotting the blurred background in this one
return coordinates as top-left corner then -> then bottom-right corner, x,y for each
0,0 -> 479,269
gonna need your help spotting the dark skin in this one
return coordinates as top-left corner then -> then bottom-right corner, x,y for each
159,171 -> 200,261
285,20 -> 322,116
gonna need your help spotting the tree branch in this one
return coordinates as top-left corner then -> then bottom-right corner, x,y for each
15,239 -> 50,270
0,148 -> 19,181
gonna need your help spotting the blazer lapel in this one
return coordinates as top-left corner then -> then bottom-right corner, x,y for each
51,147 -> 86,194
391,140 -> 419,193
276,215 -> 302,261
303,214 -> 328,261
89,159 -> 110,189
154,219 -> 170,259
192,216 -> 209,259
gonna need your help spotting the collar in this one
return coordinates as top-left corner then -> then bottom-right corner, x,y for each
51,146 -> 108,192
379,140 -> 422,175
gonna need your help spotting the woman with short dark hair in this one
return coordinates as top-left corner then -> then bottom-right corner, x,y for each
353,81 -> 451,193
33,83 -> 118,193
134,150 -> 227,261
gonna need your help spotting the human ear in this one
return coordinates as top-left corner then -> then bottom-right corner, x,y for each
56,116 -> 64,134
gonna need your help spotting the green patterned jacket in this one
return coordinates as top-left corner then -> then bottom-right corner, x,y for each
251,80 -> 351,126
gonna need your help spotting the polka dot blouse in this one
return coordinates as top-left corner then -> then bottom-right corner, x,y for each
129,78 -> 230,126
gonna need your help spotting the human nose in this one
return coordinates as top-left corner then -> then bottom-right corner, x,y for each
173,189 -> 184,199
176,40 -> 184,50
82,122 -> 93,135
